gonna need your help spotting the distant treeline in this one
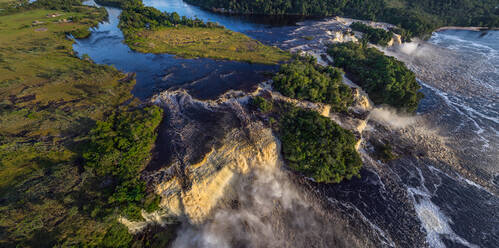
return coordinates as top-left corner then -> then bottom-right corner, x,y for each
185,0 -> 499,38
117,0 -> 222,31
2,0 -> 84,13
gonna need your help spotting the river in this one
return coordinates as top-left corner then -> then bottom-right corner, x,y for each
74,0 -> 281,100
75,1 -> 498,247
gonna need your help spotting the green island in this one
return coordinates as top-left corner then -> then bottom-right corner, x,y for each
251,97 -> 362,183
272,55 -> 353,112
270,57 -> 361,182
249,56 -> 363,184
117,0 -> 290,64
279,106 -> 362,183
350,22 -> 393,46
328,42 -> 423,112
0,1 -> 174,247
185,0 -> 499,39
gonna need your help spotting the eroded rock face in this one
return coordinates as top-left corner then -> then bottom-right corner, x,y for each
387,33 -> 402,46
154,126 -> 279,224
121,90 -> 280,230
117,80 -> 436,247
140,91 -> 377,248
120,83 -> 374,237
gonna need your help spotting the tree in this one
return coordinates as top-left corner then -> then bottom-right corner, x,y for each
272,55 -> 353,111
279,106 -> 362,183
327,42 -> 423,112
171,12 -> 180,24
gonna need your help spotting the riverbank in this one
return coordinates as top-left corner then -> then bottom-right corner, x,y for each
125,26 -> 290,64
111,0 -> 290,64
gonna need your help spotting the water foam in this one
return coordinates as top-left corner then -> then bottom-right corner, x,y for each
407,166 -> 479,248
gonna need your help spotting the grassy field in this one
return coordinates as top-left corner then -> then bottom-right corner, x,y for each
0,0 -> 12,9
125,26 -> 291,64
0,6 -> 140,246
0,7 -> 130,188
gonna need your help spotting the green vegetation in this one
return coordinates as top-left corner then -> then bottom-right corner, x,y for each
273,56 -> 353,111
119,0 -> 222,30
249,96 -> 273,113
2,0 -> 92,14
248,97 -> 362,184
70,26 -> 91,38
185,0 -> 499,39
80,106 -> 163,221
0,0 -> 12,10
125,26 -> 290,64
118,0 -> 290,64
0,3 -> 165,247
279,106 -> 362,183
371,139 -> 397,162
350,22 -> 393,46
328,42 -> 422,112
258,56 -> 361,183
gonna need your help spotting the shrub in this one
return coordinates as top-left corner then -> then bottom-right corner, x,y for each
371,139 -> 397,162
70,28 -> 91,39
249,96 -> 273,113
100,222 -> 133,248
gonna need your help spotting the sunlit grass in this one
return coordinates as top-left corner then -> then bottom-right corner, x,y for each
125,26 -> 291,64
0,7 -> 136,246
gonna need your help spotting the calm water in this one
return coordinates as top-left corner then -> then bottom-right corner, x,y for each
74,0 -> 281,100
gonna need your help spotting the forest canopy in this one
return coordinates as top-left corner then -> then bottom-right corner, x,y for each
184,0 -> 499,38
118,0 -> 221,31
279,106 -> 362,183
81,106 -> 163,221
272,56 -> 353,111
327,42 -> 423,112
350,22 -> 393,46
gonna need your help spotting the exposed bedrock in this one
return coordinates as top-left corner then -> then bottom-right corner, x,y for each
116,80 -> 438,247
119,88 -> 381,247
